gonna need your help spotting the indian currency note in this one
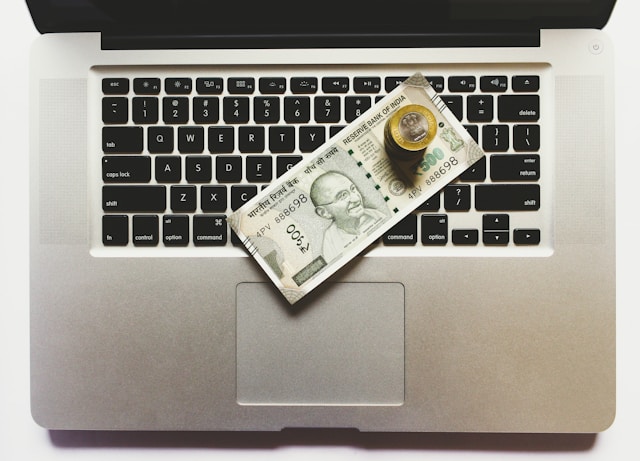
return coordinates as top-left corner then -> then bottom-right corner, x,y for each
227,73 -> 485,304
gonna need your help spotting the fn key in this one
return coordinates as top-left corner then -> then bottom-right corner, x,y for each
103,215 -> 128,246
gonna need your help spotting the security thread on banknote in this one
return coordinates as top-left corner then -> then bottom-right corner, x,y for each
227,73 -> 485,304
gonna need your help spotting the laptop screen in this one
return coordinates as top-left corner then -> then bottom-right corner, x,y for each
27,0 -> 616,34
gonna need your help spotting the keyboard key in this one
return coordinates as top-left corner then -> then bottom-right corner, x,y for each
314,96 -> 341,123
132,97 -> 159,124
345,96 -> 371,122
385,76 -> 408,92
163,97 -> 189,124
440,95 -> 463,121
231,185 -> 258,210
223,97 -> 250,123
444,184 -> 471,211
239,126 -> 266,153
196,77 -> 223,94
208,127 -> 234,153
178,126 -> 204,153
165,78 -> 192,94
163,215 -> 189,246
290,77 -> 318,94
284,96 -> 311,123
102,126 -> 143,153
254,97 -> 280,123
416,192 -> 440,211
513,124 -> 540,151
482,124 -> 509,152
421,214 -> 448,245
425,76 -> 445,93
269,126 -> 295,153
193,97 -> 219,124
193,215 -> 227,246
458,156 -> 486,181
276,155 -> 302,177
512,75 -> 540,92
299,126 -> 325,152
480,76 -> 508,92
322,77 -> 349,93
228,77 -> 255,94
353,77 -> 381,93
466,95 -> 493,122
483,214 -> 509,230
102,185 -> 166,212
216,156 -> 243,183
383,214 -> 417,245
132,215 -> 159,246
448,76 -> 476,92
201,185 -> 227,212
246,156 -> 273,182
102,78 -> 129,95
103,215 -> 128,246
171,185 -> 197,212
490,154 -> 540,181
259,77 -> 286,94
102,156 -> 151,183
475,185 -> 540,211
498,95 -> 539,121
102,97 -> 128,124
155,156 -> 181,183
452,229 -> 479,245
483,231 -> 509,245
133,78 -> 160,95
185,156 -> 212,183
513,229 -> 541,245
148,126 -> 174,153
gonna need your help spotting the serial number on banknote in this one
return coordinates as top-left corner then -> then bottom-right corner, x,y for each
414,149 -> 459,186
273,194 -> 309,223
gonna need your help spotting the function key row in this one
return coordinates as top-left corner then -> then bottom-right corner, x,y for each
102,75 -> 540,96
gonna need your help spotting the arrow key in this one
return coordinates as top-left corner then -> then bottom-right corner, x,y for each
514,228 -> 541,245
452,229 -> 479,245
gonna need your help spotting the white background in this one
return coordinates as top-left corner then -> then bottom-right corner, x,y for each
1,1 -> 638,459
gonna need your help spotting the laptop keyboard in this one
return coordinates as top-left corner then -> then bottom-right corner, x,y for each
94,65 -> 550,257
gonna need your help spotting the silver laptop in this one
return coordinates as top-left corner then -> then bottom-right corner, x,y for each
28,0 -> 617,432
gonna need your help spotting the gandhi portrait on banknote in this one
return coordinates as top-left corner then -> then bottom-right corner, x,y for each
310,171 -> 386,262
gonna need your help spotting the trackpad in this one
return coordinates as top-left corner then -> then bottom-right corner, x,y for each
236,282 -> 405,405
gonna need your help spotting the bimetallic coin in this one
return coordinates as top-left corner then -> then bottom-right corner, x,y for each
384,104 -> 437,162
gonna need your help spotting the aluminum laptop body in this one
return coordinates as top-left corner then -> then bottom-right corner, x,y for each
28,0 -> 616,432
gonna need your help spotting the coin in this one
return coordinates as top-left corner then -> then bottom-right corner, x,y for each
384,104 -> 437,162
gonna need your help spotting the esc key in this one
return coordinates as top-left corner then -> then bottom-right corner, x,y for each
102,78 -> 130,95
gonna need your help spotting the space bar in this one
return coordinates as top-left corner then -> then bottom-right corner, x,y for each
102,185 -> 166,212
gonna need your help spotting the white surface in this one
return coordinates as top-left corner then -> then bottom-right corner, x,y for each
1,0 -> 638,459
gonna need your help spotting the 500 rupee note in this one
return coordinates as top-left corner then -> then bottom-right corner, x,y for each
227,73 -> 484,304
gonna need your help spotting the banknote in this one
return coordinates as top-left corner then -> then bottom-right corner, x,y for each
227,73 -> 485,304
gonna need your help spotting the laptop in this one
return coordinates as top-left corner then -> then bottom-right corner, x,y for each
27,0 -> 617,432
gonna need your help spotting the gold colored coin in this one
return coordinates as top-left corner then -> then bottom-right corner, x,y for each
388,104 -> 437,152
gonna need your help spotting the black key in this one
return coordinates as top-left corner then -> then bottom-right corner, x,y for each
353,77 -> 381,93
416,192 -> 440,211
269,126 -> 295,153
483,214 -> 509,230
513,125 -> 540,151
208,127 -> 234,153
329,125 -> 346,137
452,229 -> 479,245
254,97 -> 280,123
490,154 -> 540,181
246,156 -> 273,182
102,78 -> 129,95
284,96 -> 311,123
103,215 -> 128,246
201,185 -> 227,212
231,185 -> 258,211
514,229 -> 541,245
155,156 -> 181,183
421,214 -> 448,245
163,215 -> 189,246
458,156 -> 486,181
345,96 -> 371,122
299,126 -> 325,152
102,126 -> 143,153
102,185 -> 166,212
178,126 -> 204,153
512,75 -> 539,92
102,97 -> 128,124
165,78 -> 192,94
440,95 -> 463,121
448,76 -> 476,92
276,155 -> 302,177
148,127 -> 174,153
259,77 -> 286,94
425,76 -> 445,93
475,185 -> 540,211
383,214 -> 417,245
170,185 -> 197,212
482,124 -> 509,152
290,77 -> 318,94
132,215 -> 159,246
444,184 -> 471,211
314,96 -> 341,123
239,126 -> 265,153
223,97 -> 250,123
102,156 -> 151,183
193,97 -> 219,124
322,77 -> 349,93
132,97 -> 159,124
228,77 -> 255,94
163,97 -> 189,124
216,156 -> 243,182
467,95 -> 493,122
385,76 -> 408,92
483,231 -> 509,245
498,95 -> 539,121
193,215 -> 227,246
464,124 -> 479,143
196,77 -> 223,94
480,76 -> 508,92
185,156 -> 212,183
133,78 -> 160,95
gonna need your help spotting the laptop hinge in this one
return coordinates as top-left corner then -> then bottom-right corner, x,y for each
101,31 -> 540,50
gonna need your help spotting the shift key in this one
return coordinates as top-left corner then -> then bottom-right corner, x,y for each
475,184 -> 540,211
103,185 -> 166,212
